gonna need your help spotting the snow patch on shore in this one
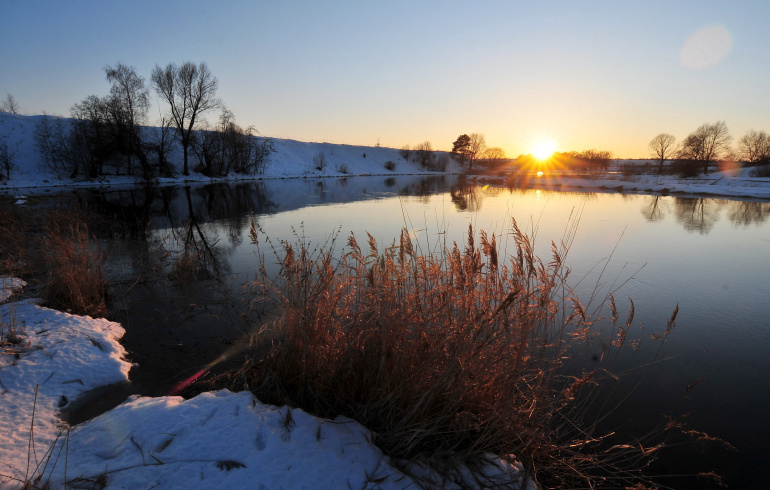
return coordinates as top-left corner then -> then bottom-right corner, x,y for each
0,279 -> 531,489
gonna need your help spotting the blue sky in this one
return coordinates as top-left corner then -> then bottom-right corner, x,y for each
2,0 -> 769,157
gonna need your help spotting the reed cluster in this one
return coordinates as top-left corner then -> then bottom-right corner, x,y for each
214,219 -> 684,488
42,222 -> 109,318
0,204 -> 109,319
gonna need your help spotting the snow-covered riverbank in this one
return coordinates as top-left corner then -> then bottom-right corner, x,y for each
0,280 -> 532,489
3,112 -> 769,201
473,165 -> 770,201
0,113 -> 460,195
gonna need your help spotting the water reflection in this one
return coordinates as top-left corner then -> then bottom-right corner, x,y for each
673,198 -> 724,234
450,177 -> 484,212
641,196 -> 666,222
637,195 -> 770,233
727,200 -> 770,226
397,176 -> 449,203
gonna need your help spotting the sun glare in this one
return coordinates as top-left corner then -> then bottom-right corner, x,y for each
532,140 -> 556,161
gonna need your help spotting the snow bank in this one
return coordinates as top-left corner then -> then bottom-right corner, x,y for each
0,280 -> 531,489
3,112 -> 770,201
0,296 -> 131,487
0,278 -> 25,303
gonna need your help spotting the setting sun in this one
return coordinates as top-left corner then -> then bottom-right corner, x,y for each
532,140 -> 556,161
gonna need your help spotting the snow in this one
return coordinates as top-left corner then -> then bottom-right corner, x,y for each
0,280 -> 531,489
0,297 -> 131,487
0,278 -> 25,302
0,112 -> 461,195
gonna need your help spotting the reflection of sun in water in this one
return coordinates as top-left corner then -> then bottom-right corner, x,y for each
532,140 -> 556,161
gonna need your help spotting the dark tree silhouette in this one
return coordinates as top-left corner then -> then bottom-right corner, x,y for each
737,130 -> 770,164
679,121 -> 732,175
648,133 -> 676,174
152,62 -> 220,175
105,63 -> 151,177
452,134 -> 471,165
1,93 -> 20,114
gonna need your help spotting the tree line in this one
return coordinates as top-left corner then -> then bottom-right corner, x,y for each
649,121 -> 770,176
451,133 -> 507,169
31,62 -> 273,181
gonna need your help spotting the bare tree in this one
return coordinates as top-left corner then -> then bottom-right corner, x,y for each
150,112 -> 175,177
152,62 -> 220,175
413,141 -> 437,169
679,121 -> 732,175
1,93 -> 20,114
737,130 -> 770,164
480,146 -> 506,167
467,133 -> 486,169
105,63 -> 152,177
0,139 -> 17,180
648,133 -> 676,174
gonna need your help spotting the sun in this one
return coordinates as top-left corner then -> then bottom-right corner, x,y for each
532,140 -> 556,161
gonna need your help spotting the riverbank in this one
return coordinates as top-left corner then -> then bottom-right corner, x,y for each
0,279 -> 532,489
473,165 -> 770,201
3,112 -> 769,201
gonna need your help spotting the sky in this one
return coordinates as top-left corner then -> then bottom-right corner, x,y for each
2,0 -> 769,158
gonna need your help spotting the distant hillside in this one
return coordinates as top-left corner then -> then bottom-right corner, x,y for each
0,112 -> 462,190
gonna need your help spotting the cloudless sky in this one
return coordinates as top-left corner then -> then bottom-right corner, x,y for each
2,0 -> 769,157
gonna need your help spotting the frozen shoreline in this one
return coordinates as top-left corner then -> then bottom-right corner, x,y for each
0,282 -> 532,489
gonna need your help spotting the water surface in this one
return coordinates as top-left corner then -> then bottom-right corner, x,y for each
19,176 -> 770,488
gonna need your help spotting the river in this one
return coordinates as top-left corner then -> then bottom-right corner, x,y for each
17,175 -> 770,488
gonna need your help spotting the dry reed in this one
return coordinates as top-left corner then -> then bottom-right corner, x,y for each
210,218 -> 691,488
42,222 -> 109,318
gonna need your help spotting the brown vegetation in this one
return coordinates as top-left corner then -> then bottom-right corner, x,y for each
0,204 -> 110,318
211,219 -> 688,488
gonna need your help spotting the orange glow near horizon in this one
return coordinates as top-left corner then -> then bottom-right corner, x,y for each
532,140 -> 557,161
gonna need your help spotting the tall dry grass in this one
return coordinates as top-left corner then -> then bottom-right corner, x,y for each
213,219 -> 687,488
42,222 -> 109,318
1,202 -> 110,319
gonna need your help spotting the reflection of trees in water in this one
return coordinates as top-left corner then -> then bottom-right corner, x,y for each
450,180 -> 484,212
192,182 -> 276,248
673,197 -> 725,234
641,196 -> 667,222
670,197 -> 770,233
81,182 -> 276,282
398,176 -> 449,204
726,201 -> 770,226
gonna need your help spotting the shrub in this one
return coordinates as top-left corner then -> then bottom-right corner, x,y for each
384,160 -> 396,171
671,159 -> 700,177
0,302 -> 24,345
215,220 -> 687,488
43,223 -> 109,318
433,153 -> 449,172
335,163 -> 349,174
313,152 -> 327,171
750,164 -> 770,178
0,139 -> 16,181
